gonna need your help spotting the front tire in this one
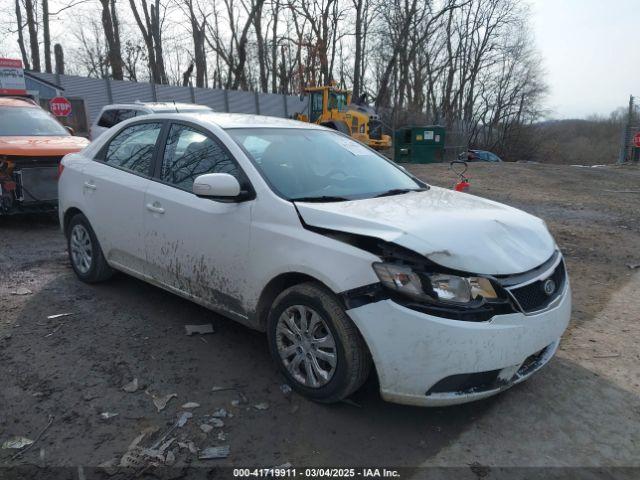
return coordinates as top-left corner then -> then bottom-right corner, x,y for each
267,282 -> 371,403
67,213 -> 114,283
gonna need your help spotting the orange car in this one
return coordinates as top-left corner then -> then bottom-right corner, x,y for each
0,96 -> 89,214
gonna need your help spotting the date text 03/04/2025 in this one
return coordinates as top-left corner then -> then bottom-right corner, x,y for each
232,468 -> 401,478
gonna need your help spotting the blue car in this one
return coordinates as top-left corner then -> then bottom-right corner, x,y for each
461,150 -> 503,162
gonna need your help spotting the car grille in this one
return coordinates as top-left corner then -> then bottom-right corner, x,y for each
368,120 -> 383,140
508,259 -> 566,314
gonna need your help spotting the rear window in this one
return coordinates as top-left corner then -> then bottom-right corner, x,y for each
98,109 -> 139,128
0,106 -> 69,136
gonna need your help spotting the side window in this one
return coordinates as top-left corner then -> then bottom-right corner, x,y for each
97,109 -> 117,128
310,92 -> 323,123
161,124 -> 241,192
104,122 -> 161,175
115,109 -> 138,123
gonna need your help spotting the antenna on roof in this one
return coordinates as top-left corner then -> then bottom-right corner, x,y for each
173,100 -> 179,113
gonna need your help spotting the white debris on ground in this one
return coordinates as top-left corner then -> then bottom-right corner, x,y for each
11,287 -> 32,296
199,445 -> 230,460
184,324 -> 214,336
2,437 -> 34,449
176,411 -> 193,427
148,392 -> 177,412
280,384 -> 292,396
122,378 -> 139,393
47,313 -> 73,319
199,424 -> 213,434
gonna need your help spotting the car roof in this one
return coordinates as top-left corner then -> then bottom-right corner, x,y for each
180,112 -> 325,130
0,97 -> 40,108
101,102 -> 211,112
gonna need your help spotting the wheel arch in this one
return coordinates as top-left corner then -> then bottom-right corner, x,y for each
253,272 -> 340,331
62,207 -> 85,237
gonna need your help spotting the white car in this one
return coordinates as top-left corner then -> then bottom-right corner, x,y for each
90,102 -> 212,140
58,113 -> 571,406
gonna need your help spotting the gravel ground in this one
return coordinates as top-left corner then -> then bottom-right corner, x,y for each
0,162 -> 639,478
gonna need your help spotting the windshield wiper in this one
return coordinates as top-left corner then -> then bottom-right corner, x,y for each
290,195 -> 350,203
374,188 -> 426,198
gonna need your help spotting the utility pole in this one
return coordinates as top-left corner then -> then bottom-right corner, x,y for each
618,95 -> 634,164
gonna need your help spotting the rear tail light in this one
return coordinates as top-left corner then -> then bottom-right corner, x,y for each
57,162 -> 64,180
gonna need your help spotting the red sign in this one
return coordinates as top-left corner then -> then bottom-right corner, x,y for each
49,96 -> 72,117
0,58 -> 27,95
634,132 -> 640,148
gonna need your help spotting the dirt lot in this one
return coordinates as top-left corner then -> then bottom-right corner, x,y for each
1,163 -> 639,478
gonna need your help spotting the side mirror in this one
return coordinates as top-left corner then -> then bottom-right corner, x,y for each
193,173 -> 241,199
65,126 -> 75,135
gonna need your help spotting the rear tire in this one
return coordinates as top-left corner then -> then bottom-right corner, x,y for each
267,282 -> 371,403
66,213 -> 114,283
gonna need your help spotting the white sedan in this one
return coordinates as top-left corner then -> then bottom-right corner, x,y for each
58,113 -> 571,406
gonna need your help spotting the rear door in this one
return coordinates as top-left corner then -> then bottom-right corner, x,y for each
82,121 -> 163,274
143,121 -> 254,319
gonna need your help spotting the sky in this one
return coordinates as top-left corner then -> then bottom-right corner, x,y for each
530,0 -> 639,119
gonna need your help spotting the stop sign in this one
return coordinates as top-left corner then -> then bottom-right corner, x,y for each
634,132 -> 640,148
49,96 -> 72,117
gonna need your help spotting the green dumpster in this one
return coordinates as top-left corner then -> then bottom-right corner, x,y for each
394,126 -> 445,163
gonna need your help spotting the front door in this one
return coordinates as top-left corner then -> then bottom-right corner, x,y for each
143,122 -> 254,319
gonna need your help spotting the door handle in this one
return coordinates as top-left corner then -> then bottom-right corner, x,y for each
146,202 -> 165,214
83,181 -> 97,190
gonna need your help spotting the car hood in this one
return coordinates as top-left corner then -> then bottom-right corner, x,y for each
0,136 -> 89,156
295,187 -> 556,275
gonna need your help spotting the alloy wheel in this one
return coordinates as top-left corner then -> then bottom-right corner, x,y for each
275,305 -> 338,388
70,224 -> 93,274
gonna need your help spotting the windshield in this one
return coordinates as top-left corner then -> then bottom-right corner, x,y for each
0,106 -> 69,136
328,92 -> 347,111
227,128 -> 424,201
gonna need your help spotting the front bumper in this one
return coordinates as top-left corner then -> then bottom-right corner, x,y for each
347,284 -> 571,406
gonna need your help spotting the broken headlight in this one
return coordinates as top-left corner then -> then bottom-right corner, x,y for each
372,262 -> 498,305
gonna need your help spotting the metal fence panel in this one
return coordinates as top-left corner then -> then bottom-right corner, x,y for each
156,84 -> 193,103
286,96 -> 307,118
111,79 -> 154,104
258,93 -> 286,117
24,71 -> 309,124
58,75 -> 111,123
228,91 -> 256,114
193,88 -> 227,111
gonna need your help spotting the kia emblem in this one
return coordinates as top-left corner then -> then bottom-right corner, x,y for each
542,278 -> 556,296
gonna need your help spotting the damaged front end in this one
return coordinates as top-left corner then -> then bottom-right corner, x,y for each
313,226 -> 566,323
304,225 -> 509,314
0,155 -> 61,215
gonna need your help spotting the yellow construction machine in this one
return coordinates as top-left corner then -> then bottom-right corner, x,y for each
293,85 -> 392,150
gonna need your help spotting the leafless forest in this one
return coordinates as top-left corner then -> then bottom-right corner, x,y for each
3,0 -> 616,161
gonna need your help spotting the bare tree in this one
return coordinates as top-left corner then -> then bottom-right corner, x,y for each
129,0 -> 168,84
42,0 -> 51,72
181,0 -> 208,87
99,0 -> 124,79
15,0 -> 31,69
24,0 -> 41,71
